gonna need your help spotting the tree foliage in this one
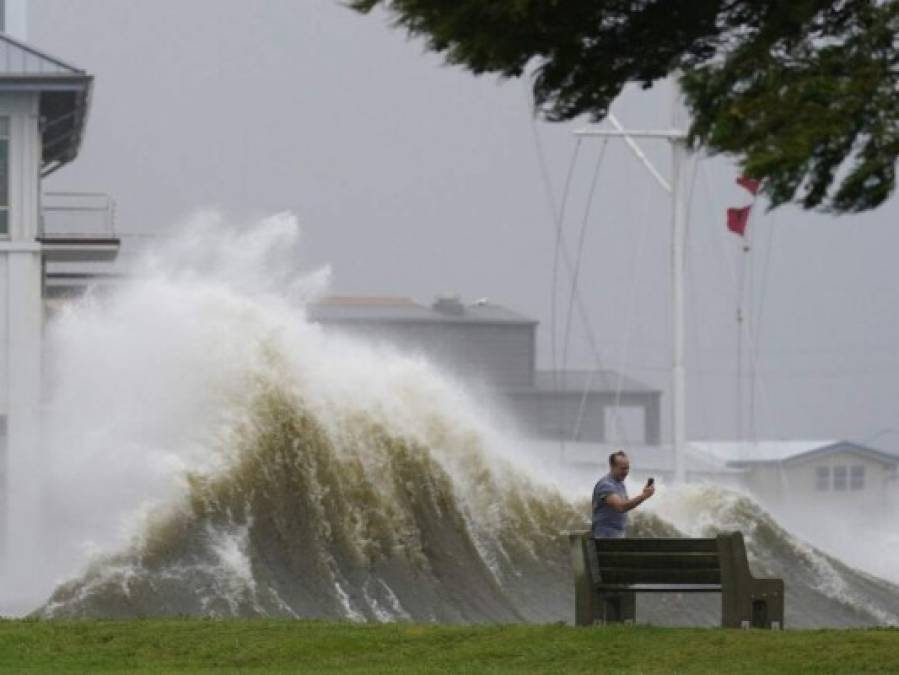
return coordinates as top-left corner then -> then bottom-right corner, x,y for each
351,0 -> 899,213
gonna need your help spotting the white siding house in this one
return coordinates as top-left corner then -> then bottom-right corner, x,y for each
693,441 -> 899,514
0,21 -> 118,561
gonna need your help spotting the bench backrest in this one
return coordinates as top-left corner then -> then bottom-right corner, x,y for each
592,537 -> 722,586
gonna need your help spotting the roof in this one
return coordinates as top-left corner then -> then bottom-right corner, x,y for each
503,370 -> 658,396
307,296 -> 537,325
0,33 -> 84,76
692,440 -> 899,467
0,33 -> 93,174
534,442 -> 743,476
532,370 -> 658,395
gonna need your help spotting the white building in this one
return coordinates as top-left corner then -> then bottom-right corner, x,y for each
0,5 -> 118,561
557,439 -> 898,516
693,441 -> 899,514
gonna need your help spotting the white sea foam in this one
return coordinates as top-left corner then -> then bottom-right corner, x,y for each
4,211 -> 897,626
649,483 -> 899,625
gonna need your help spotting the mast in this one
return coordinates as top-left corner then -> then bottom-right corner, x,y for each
670,139 -> 687,484
574,115 -> 689,483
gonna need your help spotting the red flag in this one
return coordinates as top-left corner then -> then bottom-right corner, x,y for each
736,176 -> 760,195
727,206 -> 752,236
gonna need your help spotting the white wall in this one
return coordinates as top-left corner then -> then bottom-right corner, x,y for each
2,92 -> 42,241
3,0 -> 28,41
0,90 -> 43,567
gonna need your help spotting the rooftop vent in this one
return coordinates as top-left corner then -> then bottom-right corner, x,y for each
432,294 -> 465,316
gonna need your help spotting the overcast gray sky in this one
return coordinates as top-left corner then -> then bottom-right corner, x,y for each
31,0 -> 899,446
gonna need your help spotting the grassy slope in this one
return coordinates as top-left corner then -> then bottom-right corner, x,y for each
0,620 -> 897,674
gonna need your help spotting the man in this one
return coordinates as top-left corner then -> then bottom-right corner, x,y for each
592,451 -> 654,538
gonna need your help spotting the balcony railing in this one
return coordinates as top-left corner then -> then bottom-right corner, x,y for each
40,191 -> 116,239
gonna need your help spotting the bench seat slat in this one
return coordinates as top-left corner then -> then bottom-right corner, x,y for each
597,567 -> 722,585
594,538 -> 718,553
596,552 -> 721,570
596,583 -> 722,593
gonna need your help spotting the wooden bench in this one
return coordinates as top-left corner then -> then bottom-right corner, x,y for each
568,531 -> 784,628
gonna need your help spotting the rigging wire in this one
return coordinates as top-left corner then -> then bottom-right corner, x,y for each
735,211 -> 751,444
560,139 -> 608,378
744,220 -> 752,442
697,162 -> 780,439
754,209 -> 777,349
751,209 -> 777,441
525,94 -> 632,451
527,101 -> 582,455
559,140 -> 612,440
744,197 -> 760,443
546,139 -> 584,392
607,145 -> 661,448
682,155 -> 712,441
571,144 -> 653,447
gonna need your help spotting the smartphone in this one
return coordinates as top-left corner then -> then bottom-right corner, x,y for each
646,477 -> 655,487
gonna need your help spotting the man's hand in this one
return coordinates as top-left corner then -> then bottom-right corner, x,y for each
606,484 -> 654,513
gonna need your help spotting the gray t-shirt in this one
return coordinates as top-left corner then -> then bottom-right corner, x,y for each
592,473 -> 628,537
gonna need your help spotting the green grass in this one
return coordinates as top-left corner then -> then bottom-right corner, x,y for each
0,619 -> 896,674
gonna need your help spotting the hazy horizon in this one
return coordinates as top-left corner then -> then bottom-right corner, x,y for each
30,0 -> 899,446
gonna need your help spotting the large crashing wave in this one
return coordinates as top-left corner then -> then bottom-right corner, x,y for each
40,375 -> 583,622
26,214 -> 899,626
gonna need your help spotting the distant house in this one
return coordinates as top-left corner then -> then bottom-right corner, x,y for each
693,441 -> 899,512
309,295 -> 662,444
535,440 -> 898,515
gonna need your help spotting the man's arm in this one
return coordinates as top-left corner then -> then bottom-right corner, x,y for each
605,485 -> 655,513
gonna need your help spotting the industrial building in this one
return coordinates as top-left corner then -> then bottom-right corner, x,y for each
308,295 -> 663,445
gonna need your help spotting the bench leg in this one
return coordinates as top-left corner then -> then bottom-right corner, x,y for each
571,535 -> 596,626
597,591 -> 636,624
722,579 -> 784,629
717,534 -> 785,629
752,579 -> 784,629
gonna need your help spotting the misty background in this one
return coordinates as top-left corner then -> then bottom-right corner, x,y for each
31,0 -> 899,446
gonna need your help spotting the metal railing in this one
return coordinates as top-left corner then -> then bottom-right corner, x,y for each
40,191 -> 117,238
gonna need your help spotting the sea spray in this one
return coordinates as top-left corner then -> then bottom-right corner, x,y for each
40,375 -> 583,621
10,211 -> 899,626
649,485 -> 899,626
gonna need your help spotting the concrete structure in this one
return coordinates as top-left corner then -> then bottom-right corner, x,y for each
309,295 -> 663,444
0,12 -> 118,560
504,371 -> 661,444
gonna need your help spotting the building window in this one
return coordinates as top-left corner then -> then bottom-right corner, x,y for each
0,116 -> 8,235
833,465 -> 848,491
850,465 -> 865,491
815,466 -> 830,491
